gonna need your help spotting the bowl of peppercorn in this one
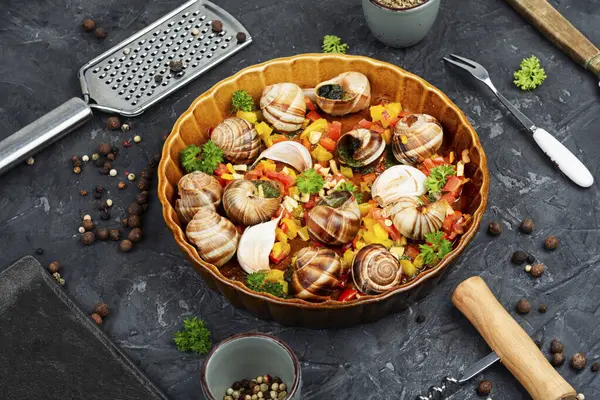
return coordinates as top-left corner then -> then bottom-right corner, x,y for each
201,333 -> 301,400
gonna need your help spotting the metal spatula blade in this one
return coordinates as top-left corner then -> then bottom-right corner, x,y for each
0,0 -> 251,176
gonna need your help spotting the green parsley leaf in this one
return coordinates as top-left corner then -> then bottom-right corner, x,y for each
246,272 -> 286,298
179,141 -> 224,174
246,271 -> 266,291
231,90 -> 255,112
419,231 -> 453,265
513,55 -> 547,91
424,165 -> 456,198
173,317 -> 212,355
322,35 -> 348,54
296,168 -> 325,194
335,181 -> 363,204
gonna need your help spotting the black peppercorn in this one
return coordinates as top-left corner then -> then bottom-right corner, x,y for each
96,227 -> 109,241
106,116 -> 121,130
516,299 -> 531,314
538,304 -> 547,313
551,339 -> 564,354
128,215 -> 141,228
72,155 -> 82,167
120,217 -> 129,228
154,74 -> 163,84
545,236 -> 559,250
416,314 -> 426,323
93,302 -> 109,317
272,377 -> 282,385
487,221 -> 502,236
100,166 -> 110,175
98,143 -> 111,155
91,313 -> 103,325
128,228 -> 142,243
592,362 -> 599,372
107,152 -> 115,161
236,31 -> 247,42
82,18 -> 96,32
120,239 -> 133,252
128,203 -> 143,215
142,204 -> 148,212
94,159 -> 104,168
169,60 -> 183,73
136,191 -> 149,205
100,210 -> 110,220
551,353 -> 565,367
95,27 -> 107,39
111,145 -> 119,155
476,380 -> 492,396
571,353 -> 587,370
232,382 -> 242,391
137,179 -> 149,191
141,168 -> 153,180
95,185 -> 104,193
240,379 -> 250,389
211,20 -> 223,32
519,218 -> 534,233
96,201 -> 107,210
35,248 -> 44,255
103,162 -> 112,170
511,250 -> 528,265
81,231 -> 95,246
48,261 -> 60,273
531,263 -> 545,278
526,254 -> 536,264
109,229 -> 121,241
83,219 -> 95,231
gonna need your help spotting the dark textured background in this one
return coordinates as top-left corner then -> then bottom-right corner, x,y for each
1,0 -> 600,399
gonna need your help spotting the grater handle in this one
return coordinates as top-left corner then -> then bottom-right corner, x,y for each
452,277 -> 578,400
0,98 -> 92,176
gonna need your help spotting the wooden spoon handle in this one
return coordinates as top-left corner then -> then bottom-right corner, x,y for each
505,0 -> 600,76
452,277 -> 577,400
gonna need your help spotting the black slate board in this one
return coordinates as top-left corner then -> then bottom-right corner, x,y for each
0,256 -> 170,400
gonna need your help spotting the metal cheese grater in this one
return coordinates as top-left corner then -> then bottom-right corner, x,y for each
0,0 -> 252,176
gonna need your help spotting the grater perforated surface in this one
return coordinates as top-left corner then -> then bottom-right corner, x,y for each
78,0 -> 251,117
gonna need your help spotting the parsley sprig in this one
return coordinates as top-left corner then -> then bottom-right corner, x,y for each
424,165 -> 456,199
335,181 -> 363,203
419,232 -> 453,265
246,271 -> 286,298
173,317 -> 212,355
296,168 -> 325,194
513,55 -> 547,91
180,141 -> 224,174
322,35 -> 348,54
231,90 -> 255,112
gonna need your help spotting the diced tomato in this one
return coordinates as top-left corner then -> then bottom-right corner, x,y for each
389,117 -> 401,128
213,163 -> 229,176
362,173 -> 377,184
245,169 -> 264,180
441,193 -> 457,205
432,156 -> 445,166
302,137 -> 312,151
319,137 -> 336,152
279,222 -> 289,234
266,171 -> 295,189
305,96 -> 316,111
443,175 -> 463,193
327,121 -> 342,141
306,110 -> 322,122
303,196 -> 316,209
338,288 -> 358,302
405,245 -> 420,259
370,122 -> 386,134
357,119 -> 372,129
423,158 -> 436,173
388,224 -> 402,242
453,220 -> 465,235
443,215 -> 454,232
215,176 -> 226,187
269,252 -> 288,265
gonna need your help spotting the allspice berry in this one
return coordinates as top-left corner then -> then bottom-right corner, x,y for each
128,203 -> 143,215
477,380 -> 492,396
211,19 -> 223,32
109,229 -> 121,241
117,181 -> 127,190
236,32 -> 247,42
136,191 -> 149,205
83,219 -> 95,231
571,353 -> 587,370
519,218 -> 535,233
82,18 -> 96,32
91,313 -> 103,325
93,302 -> 109,318
95,27 -> 107,39
592,362 -> 599,372
128,215 -> 141,228
511,250 -> 528,265
81,231 -> 96,246
128,228 -> 143,243
120,239 -> 133,252
551,339 -> 564,354
96,227 -> 109,241
48,261 -> 61,273
98,143 -> 111,155
137,179 -> 149,191
538,303 -> 547,313
487,221 -> 502,236
120,217 -> 129,228
551,353 -> 565,367
106,116 -> 121,130
531,263 -> 545,278
545,236 -> 559,250
516,299 -> 531,314
140,168 -> 153,180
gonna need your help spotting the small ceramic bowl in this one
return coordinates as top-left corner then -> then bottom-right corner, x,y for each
201,333 -> 302,400
362,0 -> 441,48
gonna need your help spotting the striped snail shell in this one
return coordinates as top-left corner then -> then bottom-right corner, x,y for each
335,128 -> 386,168
392,113 -> 443,165
260,83 -> 306,132
186,207 -> 239,267
223,179 -> 283,226
307,191 -> 361,246
352,244 -> 402,294
314,72 -> 371,116
384,196 -> 450,241
175,171 -> 223,224
210,117 -> 262,164
292,247 -> 342,302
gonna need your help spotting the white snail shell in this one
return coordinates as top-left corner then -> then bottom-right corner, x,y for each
371,165 -> 427,207
251,140 -> 313,172
211,117 -> 262,164
392,113 -> 443,165
186,207 -> 239,267
260,83 -> 306,132
175,171 -> 223,224
314,72 -> 371,116
352,244 -> 403,294
223,179 -> 283,226
292,247 -> 342,302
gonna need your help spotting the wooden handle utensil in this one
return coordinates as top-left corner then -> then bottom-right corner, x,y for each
452,277 -> 577,400
505,0 -> 600,77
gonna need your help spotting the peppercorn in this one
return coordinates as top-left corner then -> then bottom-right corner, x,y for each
105,229 -> 119,241
236,32 -> 247,42
545,235 -> 559,250
82,18 -> 96,32
551,339 -> 564,354
73,166 -> 81,174
94,159 -> 104,168
136,191 -> 149,205
592,362 -> 599,372
95,27 -> 107,39
120,239 -> 133,252
232,382 -> 242,391
154,74 -> 163,84
35,248 -> 44,255
80,189 -> 88,196
100,166 -> 110,175
141,168 -> 153,180
83,219 -> 95,231
78,226 -> 85,234
111,145 -> 119,155
117,181 -> 127,189
81,231 -> 95,245
105,116 -> 121,130
534,340 -> 542,349
91,313 -> 103,325
93,302 -> 109,317
96,227 -> 109,241
48,261 -> 60,273
571,353 -> 587,370
516,299 -> 531,314
142,204 -> 149,212
416,314 -> 426,323
526,254 -> 536,264
487,221 -> 502,236
137,179 -> 149,191
511,250 -> 528,265
128,203 -> 143,215
121,123 -> 130,132
98,143 -> 111,155
107,152 -> 116,161
25,157 -> 35,165
128,215 -> 141,228
128,173 -> 136,181
476,380 -> 492,396
531,263 -> 545,278
538,304 -> 547,313
100,210 -> 110,220
551,353 -> 565,367
211,20 -> 223,32
120,217 -> 129,228
519,218 -> 534,233
72,155 -> 82,167
240,379 -> 250,389
128,228 -> 143,243
169,60 -> 183,73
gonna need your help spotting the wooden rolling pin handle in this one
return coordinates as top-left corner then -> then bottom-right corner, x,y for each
505,0 -> 600,77
452,277 -> 577,400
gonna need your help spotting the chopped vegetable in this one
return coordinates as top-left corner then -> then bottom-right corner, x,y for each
400,259 -> 417,278
311,145 -> 334,162
281,218 -> 298,239
335,181 -> 363,203
231,90 -> 254,112
359,202 -> 375,217
419,231 -> 453,264
340,166 -> 354,179
246,271 -> 286,297
236,110 -> 258,124
327,121 -> 342,141
298,226 -> 310,241
338,288 -> 358,301
270,241 -> 292,264
424,165 -> 456,198
301,118 -> 328,139
296,168 -> 325,194
513,55 -> 547,91
307,110 -> 322,122
342,249 -> 355,269
174,317 -> 212,354
255,121 -> 273,142
319,137 -> 336,152
275,228 -> 288,243
322,35 -> 348,54
180,141 -> 224,174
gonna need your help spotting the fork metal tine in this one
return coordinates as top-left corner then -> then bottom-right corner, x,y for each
448,54 -> 482,69
443,57 -> 475,73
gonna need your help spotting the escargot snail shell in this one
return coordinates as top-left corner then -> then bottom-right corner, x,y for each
210,117 -> 262,164
260,83 -> 306,132
352,244 -> 402,295
384,196 -> 450,241
223,179 -> 283,226
392,113 -> 443,165
313,72 -> 371,116
292,247 -> 342,302
186,207 -> 239,267
307,191 -> 361,246
335,128 -> 386,168
175,171 -> 223,224
251,140 -> 313,172
371,165 -> 426,207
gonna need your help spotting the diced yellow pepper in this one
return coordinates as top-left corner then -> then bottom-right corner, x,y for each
236,110 -> 258,124
259,160 -> 276,172
449,151 -> 455,164
226,163 -> 235,174
355,240 -> 367,250
342,249 -> 355,269
300,118 -> 328,139
363,217 -> 376,230
384,102 -> 402,120
413,254 -> 424,269
221,173 -> 234,180
270,242 -> 291,261
288,186 -> 299,198
280,280 -> 289,295
297,226 -> 309,241
340,166 -> 354,179
311,145 -> 333,162
275,228 -> 288,243
302,118 -> 310,129
382,129 -> 392,144
373,223 -> 389,240
282,218 -> 298,239
370,105 -> 385,122
389,246 -> 405,259
266,269 -> 285,281
254,110 -> 264,122
281,167 -> 297,180
255,121 -> 273,137
359,203 -> 375,218
396,236 -> 408,246
360,182 -> 371,194
265,137 -> 274,147
400,260 -> 417,277
363,229 -> 376,245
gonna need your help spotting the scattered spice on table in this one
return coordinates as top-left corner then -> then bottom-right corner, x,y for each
551,340 -> 564,354
133,135 -> 141,143
519,217 -> 534,233
551,353 -> 565,367
416,314 -> 426,323
571,353 -> 587,370
82,18 -> 96,32
81,231 -> 95,245
93,302 -> 109,318
487,221 -> 502,236
511,250 -> 528,265
526,253 -> 535,264
525,264 -> 532,273
154,74 -> 163,84
236,32 -> 247,43
95,27 -> 107,39
48,261 -> 60,274
90,313 -> 103,325
576,394 -> 585,400
82,155 -> 89,162
530,263 -> 545,278
72,156 -> 82,167
80,189 -> 88,196
73,166 -> 81,174
591,362 -> 599,372
26,156 -> 35,165
83,219 -> 95,231
545,235 -> 559,250
117,181 -> 127,189
109,229 -> 121,241
98,143 -> 111,156
106,116 -> 121,130
128,215 -> 141,228
538,303 -> 547,313
120,239 -> 133,252
128,173 -> 136,181
211,19 -> 223,32
121,123 -> 130,132
476,380 -> 492,396
169,60 -> 183,73
516,299 -> 531,314
52,272 -> 65,286
128,228 -> 143,243
97,227 -> 109,241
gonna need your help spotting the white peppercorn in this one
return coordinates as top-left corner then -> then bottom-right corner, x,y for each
78,226 -> 85,234
244,396 -> 251,400
256,377 -> 263,384
257,393 -> 263,399
121,123 -> 130,132
109,169 -> 117,177
133,135 -> 141,143
83,214 -> 92,221
277,393 -> 286,400
26,157 -> 35,165
92,153 -> 100,161
259,384 -> 268,392
128,173 -> 136,181
269,391 -> 276,399
232,391 -> 240,399
252,395 -> 258,400
226,388 -> 234,395
278,384 -> 286,392
270,383 -> 278,391
106,199 -> 113,207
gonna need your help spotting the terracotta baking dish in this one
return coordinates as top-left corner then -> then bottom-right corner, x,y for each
158,54 -> 489,328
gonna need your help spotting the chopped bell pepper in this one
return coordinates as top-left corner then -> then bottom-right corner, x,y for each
305,96 -> 316,111
255,121 -> 273,137
357,119 -> 372,129
384,102 -> 402,120
300,118 -> 328,139
226,163 -> 235,174
342,249 -> 355,269
400,259 -> 417,277
221,173 -> 234,180
266,269 -> 285,281
359,203 -> 375,218
338,288 -> 358,302
269,241 -> 291,264
306,110 -> 322,122
362,217 -> 376,230
355,240 -> 367,250
236,110 -> 258,124
360,182 -> 371,194
275,228 -> 288,243
389,246 -> 405,259
297,226 -> 310,241
382,129 -> 392,144
340,166 -> 353,179
288,186 -> 299,198
327,121 -> 342,141
281,167 -> 297,180
271,134 -> 288,145
372,223 -> 389,241
258,160 -> 277,172
362,173 -> 377,184
311,145 -> 333,162
319,137 -> 336,152
370,105 -> 385,123
413,254 -> 424,269
281,218 -> 298,239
